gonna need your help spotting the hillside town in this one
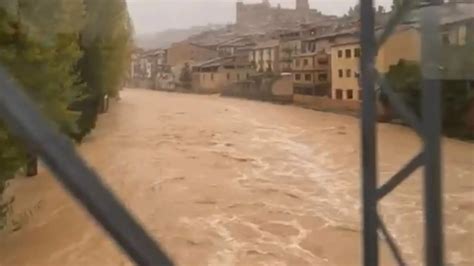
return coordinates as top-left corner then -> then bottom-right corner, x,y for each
129,0 -> 473,119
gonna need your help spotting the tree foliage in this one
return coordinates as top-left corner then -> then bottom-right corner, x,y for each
80,0 -> 133,97
72,0 -> 133,142
383,57 -> 474,139
0,0 -> 133,227
0,0 -> 86,227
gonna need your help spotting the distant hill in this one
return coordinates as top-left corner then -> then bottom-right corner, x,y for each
134,24 -> 227,49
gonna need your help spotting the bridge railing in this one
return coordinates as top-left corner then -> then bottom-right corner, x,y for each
360,0 -> 444,265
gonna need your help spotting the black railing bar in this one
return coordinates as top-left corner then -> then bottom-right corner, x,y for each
360,0 -> 379,265
377,215 -> 407,266
421,2 -> 444,265
375,71 -> 424,137
377,152 -> 423,200
0,66 -> 174,266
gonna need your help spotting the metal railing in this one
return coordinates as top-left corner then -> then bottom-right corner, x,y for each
360,0 -> 444,265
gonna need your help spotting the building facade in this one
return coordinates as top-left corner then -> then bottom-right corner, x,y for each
279,31 -> 302,72
330,41 -> 361,101
250,40 -> 280,73
329,3 -> 474,101
292,51 -> 331,97
167,41 -> 218,67
192,57 -> 255,93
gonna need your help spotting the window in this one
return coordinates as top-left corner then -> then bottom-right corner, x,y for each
303,59 -> 309,66
318,73 -> 328,81
442,33 -> 450,45
346,69 -> 352,78
338,50 -> 343,58
295,74 -> 301,80
226,73 -> 230,80
355,72 -> 360,78
345,49 -> 352,58
347,90 -> 354,100
335,89 -> 343,99
211,73 -> 214,81
296,59 -> 301,67
354,48 -> 361,57
318,57 -> 328,65
305,74 -> 312,81
459,25 -> 467,46
338,69 -> 343,78
246,73 -> 250,79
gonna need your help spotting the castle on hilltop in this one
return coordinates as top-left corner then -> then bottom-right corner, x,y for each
236,0 -> 329,29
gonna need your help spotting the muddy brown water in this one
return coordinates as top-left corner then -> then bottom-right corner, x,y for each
0,89 -> 472,266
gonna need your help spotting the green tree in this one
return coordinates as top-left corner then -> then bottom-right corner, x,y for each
0,0 -> 86,226
72,0 -> 133,142
382,57 -> 474,139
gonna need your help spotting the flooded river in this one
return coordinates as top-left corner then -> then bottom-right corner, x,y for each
0,89 -> 473,265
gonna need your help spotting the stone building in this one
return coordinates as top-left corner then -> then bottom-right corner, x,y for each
167,41 -> 218,67
191,56 -> 255,93
129,48 -> 168,88
292,51 -> 331,98
250,40 -> 280,73
236,0 -> 329,29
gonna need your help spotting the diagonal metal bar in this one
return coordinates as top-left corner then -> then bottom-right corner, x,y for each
360,0 -> 379,265
376,0 -> 416,50
375,70 -> 424,137
377,215 -> 407,266
377,152 -> 423,200
0,66 -> 174,266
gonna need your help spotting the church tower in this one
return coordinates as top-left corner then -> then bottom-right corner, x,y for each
296,0 -> 310,11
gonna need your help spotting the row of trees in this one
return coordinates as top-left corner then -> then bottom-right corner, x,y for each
0,0 -> 133,227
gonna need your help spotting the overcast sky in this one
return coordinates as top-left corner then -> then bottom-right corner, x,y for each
126,0 -> 392,34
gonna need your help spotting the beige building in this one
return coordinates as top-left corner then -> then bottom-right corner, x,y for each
192,57 -> 255,93
330,41 -> 362,100
292,51 -> 331,97
167,41 -> 218,67
330,3 -> 474,101
331,26 -> 422,101
250,40 -> 280,73
330,27 -> 421,101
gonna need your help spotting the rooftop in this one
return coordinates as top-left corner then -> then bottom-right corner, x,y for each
254,39 -> 280,49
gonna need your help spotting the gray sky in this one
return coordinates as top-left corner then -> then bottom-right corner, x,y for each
126,0 -> 392,34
